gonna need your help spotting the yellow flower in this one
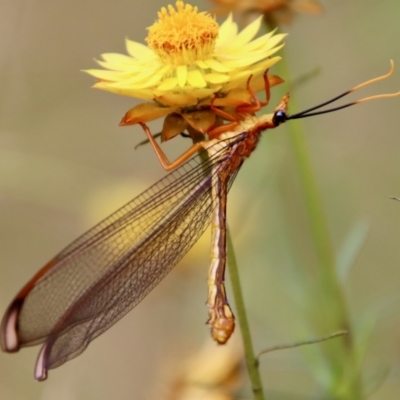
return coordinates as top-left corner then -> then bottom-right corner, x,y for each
84,1 -> 285,102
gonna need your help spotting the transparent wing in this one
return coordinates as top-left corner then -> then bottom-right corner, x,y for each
4,133 -> 246,376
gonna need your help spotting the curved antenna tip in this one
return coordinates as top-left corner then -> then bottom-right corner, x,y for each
388,59 -> 395,75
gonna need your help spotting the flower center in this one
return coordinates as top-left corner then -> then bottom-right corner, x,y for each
146,1 -> 218,66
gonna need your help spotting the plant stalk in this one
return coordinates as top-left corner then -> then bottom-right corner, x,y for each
226,227 -> 265,400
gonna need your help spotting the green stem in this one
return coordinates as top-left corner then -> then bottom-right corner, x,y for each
279,54 -> 337,278
226,227 -> 265,400
277,51 -> 362,397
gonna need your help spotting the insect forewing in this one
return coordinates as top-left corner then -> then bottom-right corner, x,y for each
1,134 -> 245,379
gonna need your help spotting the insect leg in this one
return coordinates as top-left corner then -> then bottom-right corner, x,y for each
140,123 -> 204,171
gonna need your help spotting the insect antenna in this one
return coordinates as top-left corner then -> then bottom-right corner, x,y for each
274,60 -> 400,125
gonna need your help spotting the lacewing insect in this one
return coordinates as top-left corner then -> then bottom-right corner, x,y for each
1,62 -> 399,381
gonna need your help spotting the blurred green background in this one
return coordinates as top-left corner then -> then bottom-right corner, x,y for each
1,0 -> 400,399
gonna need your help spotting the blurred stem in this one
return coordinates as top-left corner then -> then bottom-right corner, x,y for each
275,48 -> 362,398
257,330 -> 348,358
227,227 -> 265,400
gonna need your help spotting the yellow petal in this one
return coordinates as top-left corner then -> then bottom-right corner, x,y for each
222,49 -> 283,69
98,53 -> 139,70
263,44 -> 285,58
102,63 -> 168,87
246,57 -> 283,75
195,60 -> 209,70
264,33 -> 287,52
84,69 -> 132,81
203,59 -> 232,73
221,31 -> 284,56
189,87 -> 221,99
93,82 -> 154,99
204,72 -> 230,84
111,64 -> 171,86
187,69 -> 207,88
217,14 -> 237,47
221,54 -> 267,69
239,29 -> 277,53
95,60 -> 138,73
125,38 -> 154,59
157,77 -> 179,91
107,70 -> 164,89
176,65 -> 188,87
232,16 -> 262,46
241,38 -> 285,57
222,57 -> 282,91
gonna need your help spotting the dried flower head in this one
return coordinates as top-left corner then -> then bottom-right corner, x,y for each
212,0 -> 323,26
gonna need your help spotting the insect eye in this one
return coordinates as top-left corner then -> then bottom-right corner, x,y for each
272,110 -> 287,126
